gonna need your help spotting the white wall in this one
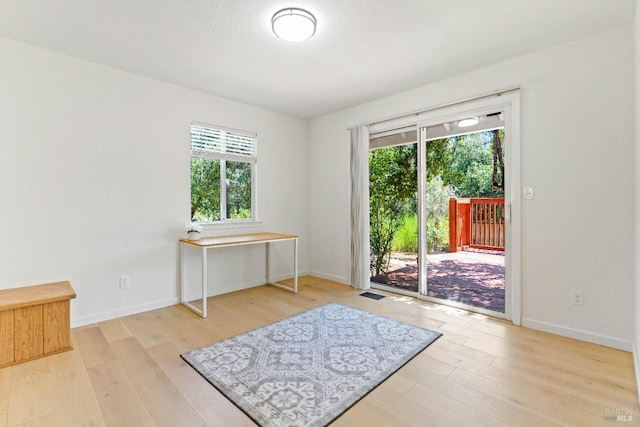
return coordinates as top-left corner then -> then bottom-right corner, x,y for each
633,0 -> 640,383
0,37 -> 309,326
309,25 -> 635,350
0,24 -> 634,351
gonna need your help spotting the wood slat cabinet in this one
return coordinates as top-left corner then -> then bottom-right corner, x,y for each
0,281 -> 76,368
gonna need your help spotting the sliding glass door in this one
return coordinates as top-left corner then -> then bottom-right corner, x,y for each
419,115 -> 507,317
368,139 -> 419,295
368,93 -> 520,321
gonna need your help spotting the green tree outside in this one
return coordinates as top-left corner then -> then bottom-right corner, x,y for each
369,143 -> 417,275
191,157 -> 221,222
369,129 -> 504,275
191,158 -> 252,222
226,161 -> 252,219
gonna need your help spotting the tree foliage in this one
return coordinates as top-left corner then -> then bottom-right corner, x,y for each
191,158 -> 221,222
226,161 -> 252,219
491,130 -> 505,190
425,176 -> 457,251
369,128 -> 505,274
191,158 -> 252,222
439,130 -> 504,198
369,144 -> 417,275
393,176 -> 458,254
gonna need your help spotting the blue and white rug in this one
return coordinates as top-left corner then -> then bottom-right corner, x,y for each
181,302 -> 441,427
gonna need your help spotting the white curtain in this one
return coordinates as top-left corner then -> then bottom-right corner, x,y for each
349,126 -> 370,290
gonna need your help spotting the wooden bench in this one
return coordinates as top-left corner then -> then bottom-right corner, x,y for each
0,281 -> 76,368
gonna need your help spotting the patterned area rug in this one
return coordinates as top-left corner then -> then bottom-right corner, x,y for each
181,303 -> 441,427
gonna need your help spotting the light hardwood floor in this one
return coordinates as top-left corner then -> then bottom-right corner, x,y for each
0,276 -> 638,426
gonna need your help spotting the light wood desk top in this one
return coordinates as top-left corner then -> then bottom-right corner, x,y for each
179,232 -> 298,248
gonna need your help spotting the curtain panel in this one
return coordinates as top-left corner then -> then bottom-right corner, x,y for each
349,126 -> 370,290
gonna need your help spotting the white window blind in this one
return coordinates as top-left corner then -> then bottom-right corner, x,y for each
191,122 -> 257,164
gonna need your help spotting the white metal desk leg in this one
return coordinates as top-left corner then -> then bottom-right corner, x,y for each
294,238 -> 298,293
266,242 -> 270,284
202,246 -> 208,318
180,242 -> 185,304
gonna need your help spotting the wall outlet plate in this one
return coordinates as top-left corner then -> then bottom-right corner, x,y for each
571,289 -> 584,306
119,275 -> 130,289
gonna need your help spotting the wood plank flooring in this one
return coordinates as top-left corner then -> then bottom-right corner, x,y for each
0,276 -> 637,426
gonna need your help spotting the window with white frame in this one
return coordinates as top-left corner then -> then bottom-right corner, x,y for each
190,122 -> 257,224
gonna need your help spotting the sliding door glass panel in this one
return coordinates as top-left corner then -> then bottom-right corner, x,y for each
369,142 -> 418,293
422,113 -> 506,314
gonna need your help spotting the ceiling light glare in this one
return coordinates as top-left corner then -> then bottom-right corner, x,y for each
458,117 -> 480,128
272,8 -> 317,42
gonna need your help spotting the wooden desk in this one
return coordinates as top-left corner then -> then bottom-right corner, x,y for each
179,232 -> 298,318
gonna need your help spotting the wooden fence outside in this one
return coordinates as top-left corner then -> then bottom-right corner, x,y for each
449,198 -> 505,252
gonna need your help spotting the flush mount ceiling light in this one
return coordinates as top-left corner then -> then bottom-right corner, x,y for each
458,117 -> 480,128
272,7 -> 317,42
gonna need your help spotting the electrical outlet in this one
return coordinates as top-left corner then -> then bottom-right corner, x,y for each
571,289 -> 584,306
119,275 -> 130,289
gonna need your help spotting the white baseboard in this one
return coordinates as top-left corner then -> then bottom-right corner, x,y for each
71,272 -> 313,328
71,296 -> 180,328
307,270 -> 351,286
522,318 -> 632,351
200,271 -> 312,298
204,277 -> 275,298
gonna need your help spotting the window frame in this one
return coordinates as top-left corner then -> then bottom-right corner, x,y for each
190,122 -> 259,229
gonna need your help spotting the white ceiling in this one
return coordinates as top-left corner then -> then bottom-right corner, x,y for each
0,0 -> 634,119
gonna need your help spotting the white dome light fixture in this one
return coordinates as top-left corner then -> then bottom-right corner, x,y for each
272,8 -> 317,42
458,117 -> 480,128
